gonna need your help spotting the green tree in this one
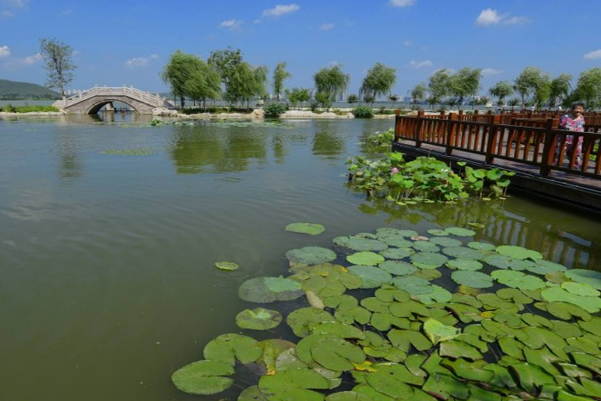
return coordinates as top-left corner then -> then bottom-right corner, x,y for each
428,69 -> 452,103
287,88 -> 310,108
360,62 -> 396,106
39,38 -> 76,98
363,94 -> 376,105
313,65 -> 350,110
388,94 -> 400,109
548,73 -> 572,108
273,62 -> 291,101
225,62 -> 268,109
162,50 -> 200,108
347,94 -> 358,104
449,67 -> 482,109
514,67 -> 546,106
573,68 -> 601,108
508,98 -> 520,110
207,47 -> 243,85
488,81 -> 513,106
411,83 -> 427,107
533,74 -> 551,109
184,58 -> 221,110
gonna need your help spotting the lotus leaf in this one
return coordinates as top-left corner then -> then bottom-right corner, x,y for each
378,261 -> 417,276
324,392 -> 373,401
446,303 -> 482,324
547,302 -> 591,321
521,313 -> 553,328
491,270 -> 546,290
506,259 -> 536,271
376,228 -> 418,238
171,360 -> 234,395
422,373 -> 470,399
541,287 -> 601,313
352,384 -> 397,401
257,339 -> 296,374
546,271 -> 568,284
348,266 -> 392,288
430,237 -> 462,247
525,259 -> 567,275
566,337 -> 599,354
361,297 -> 392,313
239,277 -> 304,303
496,288 -> 533,304
389,300 -> 430,318
379,236 -> 413,248
203,333 -> 263,365
324,295 -> 359,311
311,321 -> 366,339
417,285 -> 453,305
238,386 -> 268,401
335,307 -> 372,325
562,282 -> 600,297
375,287 -> 410,303
446,259 -> 483,271
379,247 -> 414,260
579,316 -> 601,336
215,261 -> 239,271
483,254 -> 514,269
510,363 -> 556,393
410,252 -> 448,269
392,276 -> 433,295
286,246 -> 337,266
333,236 -> 388,252
439,340 -> 483,360
287,308 -> 336,337
570,352 -> 601,375
440,359 -> 493,382
236,308 -> 282,330
423,318 -> 460,344
444,227 -> 476,237
467,241 -> 496,251
492,312 -> 525,328
466,385 -> 502,401
427,229 -> 449,236
347,252 -> 385,266
287,223 -> 326,236
442,246 -> 486,260
387,329 -> 432,352
450,294 -> 482,308
495,245 -> 543,261
557,390 -> 596,401
412,269 -> 442,280
556,363 -> 593,380
412,241 -> 440,253
477,293 -> 521,312
365,364 -> 422,397
452,271 -> 493,289
404,354 -> 428,377
311,338 -> 366,371
258,368 -> 330,401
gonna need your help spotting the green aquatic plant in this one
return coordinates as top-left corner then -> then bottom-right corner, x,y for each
100,148 -> 154,156
364,128 -> 395,151
215,261 -> 239,271
172,225 -> 601,401
286,223 -> 326,236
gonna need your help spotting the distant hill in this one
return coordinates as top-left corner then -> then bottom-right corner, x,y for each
0,79 -> 60,100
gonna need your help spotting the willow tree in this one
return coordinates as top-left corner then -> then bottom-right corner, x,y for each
488,81 -> 513,106
313,65 -> 350,110
428,69 -> 452,103
360,62 -> 396,106
184,60 -> 221,110
514,67 -> 546,107
162,50 -> 198,108
573,68 -> 601,108
273,62 -> 291,101
450,67 -> 481,109
225,62 -> 269,109
40,38 -> 76,98
411,83 -> 427,108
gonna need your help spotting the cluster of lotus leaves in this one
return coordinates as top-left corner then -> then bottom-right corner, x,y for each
172,226 -> 601,400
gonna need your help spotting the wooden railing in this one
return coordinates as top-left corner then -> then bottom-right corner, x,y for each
394,110 -> 601,180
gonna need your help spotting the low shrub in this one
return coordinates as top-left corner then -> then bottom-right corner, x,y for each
263,103 -> 287,118
352,105 -> 374,118
14,105 -> 58,113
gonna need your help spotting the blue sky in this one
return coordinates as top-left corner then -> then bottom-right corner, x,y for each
0,0 -> 600,96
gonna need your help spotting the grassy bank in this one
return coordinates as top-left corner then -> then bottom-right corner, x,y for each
0,105 -> 59,113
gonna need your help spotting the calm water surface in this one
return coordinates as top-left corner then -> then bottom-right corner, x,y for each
1,115 -> 600,401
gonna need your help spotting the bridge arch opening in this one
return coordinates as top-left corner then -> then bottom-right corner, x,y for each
87,99 -> 138,115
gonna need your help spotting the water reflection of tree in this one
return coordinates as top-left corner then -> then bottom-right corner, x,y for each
358,197 -> 600,271
57,131 -> 82,180
170,126 -> 269,174
312,130 -> 345,158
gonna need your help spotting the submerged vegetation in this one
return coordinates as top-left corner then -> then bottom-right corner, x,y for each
172,224 -> 601,400
347,152 -> 514,203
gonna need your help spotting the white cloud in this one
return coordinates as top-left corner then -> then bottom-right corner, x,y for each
219,19 -> 243,30
0,45 -> 10,58
481,68 -> 502,76
253,19 -> 261,24
389,0 -> 416,7
319,22 -> 335,31
584,49 -> 601,60
1,10 -> 14,17
124,54 -> 159,69
3,52 -> 41,70
410,60 -> 433,69
60,9 -> 72,15
262,4 -> 300,17
476,8 -> 528,26
404,40 -> 413,47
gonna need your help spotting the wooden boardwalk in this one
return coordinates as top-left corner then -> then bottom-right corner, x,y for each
393,111 -> 601,212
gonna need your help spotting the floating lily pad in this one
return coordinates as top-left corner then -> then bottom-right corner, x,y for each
541,286 -> 601,313
392,276 -> 433,295
496,245 -> 543,261
379,247 -> 414,260
526,260 -> 567,275
287,308 -> 336,338
325,392 -> 373,401
236,308 -> 282,330
258,367 -> 330,401
410,252 -> 448,269
452,271 -> 493,289
257,339 -> 296,374
423,373 -> 470,399
445,227 -> 476,237
348,266 -> 392,288
491,270 -> 546,290
203,333 -> 263,365
442,247 -> 486,260
347,252 -> 385,266
467,241 -> 496,251
311,338 -> 366,371
215,261 -> 239,271
424,319 -> 460,344
412,241 -> 440,253
565,269 -> 601,290
439,340 -> 483,360
427,229 -> 449,236
171,360 -> 234,395
239,277 -> 304,303
286,246 -> 338,266
377,228 -> 418,238
447,259 -> 483,271
483,254 -> 514,269
365,364 -> 419,397
379,260 -> 417,276
430,237 -> 462,247
562,282 -> 600,297
286,223 -> 326,236
333,236 -> 388,251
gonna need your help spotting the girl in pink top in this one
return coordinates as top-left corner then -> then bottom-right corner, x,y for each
557,102 -> 585,169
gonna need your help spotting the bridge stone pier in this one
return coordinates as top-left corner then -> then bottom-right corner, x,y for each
53,86 -> 173,114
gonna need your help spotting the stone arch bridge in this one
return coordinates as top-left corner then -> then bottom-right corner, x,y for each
53,86 -> 173,114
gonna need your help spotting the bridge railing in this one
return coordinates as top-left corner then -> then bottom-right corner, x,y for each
63,86 -> 164,107
394,110 -> 601,181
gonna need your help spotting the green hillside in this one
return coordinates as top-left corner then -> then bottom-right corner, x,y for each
0,79 -> 60,100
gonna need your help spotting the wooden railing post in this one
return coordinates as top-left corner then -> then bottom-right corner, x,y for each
394,111 -> 401,143
485,115 -> 501,165
415,110 -> 424,148
446,112 -> 457,155
540,118 -> 557,177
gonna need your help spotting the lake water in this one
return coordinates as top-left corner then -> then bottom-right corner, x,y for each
1,115 -> 600,400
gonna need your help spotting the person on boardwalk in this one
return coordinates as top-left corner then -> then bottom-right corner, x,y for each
556,102 -> 585,169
